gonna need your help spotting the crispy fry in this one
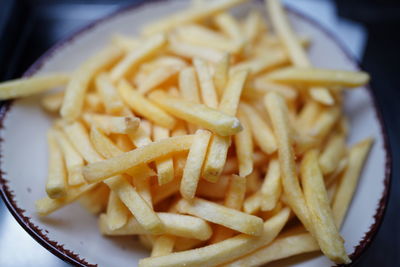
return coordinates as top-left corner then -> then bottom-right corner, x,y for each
214,53 -> 231,97
0,73 -> 69,100
179,67 -> 201,104
79,183 -> 109,214
46,129 -> 67,199
118,79 -> 176,129
176,198 -> 263,235
225,175 -> 246,210
148,90 -> 242,136
106,191 -> 129,230
333,138 -> 373,227
243,192 -> 262,214
153,125 -> 175,185
214,13 -> 244,48
61,46 -> 122,121
95,73 -> 125,114
181,130 -> 212,199
194,58 -> 219,109
83,113 -> 140,135
151,235 -> 175,257
319,134 -> 346,175
230,51 -> 288,76
261,158 -> 282,211
301,150 -> 350,263
234,110 -> 253,177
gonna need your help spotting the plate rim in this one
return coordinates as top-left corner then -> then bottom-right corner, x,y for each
0,1 -> 392,266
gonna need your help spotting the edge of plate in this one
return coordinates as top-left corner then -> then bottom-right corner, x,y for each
0,1 -> 392,266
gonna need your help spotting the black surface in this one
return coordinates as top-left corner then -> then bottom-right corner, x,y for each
0,0 -> 399,266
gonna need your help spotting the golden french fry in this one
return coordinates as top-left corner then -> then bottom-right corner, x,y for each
310,107 -> 341,141
151,235 -> 175,257
214,53 -> 231,97
243,192 -> 262,214
242,10 -> 263,45
83,113 -> 140,135
261,158 -> 282,211
84,92 -> 104,113
333,138 -> 373,227
110,33 -> 167,81
152,177 -> 181,205
224,232 -> 319,267
225,175 -> 246,210
319,134 -> 346,175
142,0 -> 247,35
234,110 -> 253,177
240,103 -> 277,154
83,135 -> 194,183
95,73 -> 125,114
230,51 -> 288,76
297,100 -> 321,133
153,125 -> 175,185
214,13 -> 244,48
197,175 -> 230,199
252,79 -> 298,100
106,191 -> 129,230
41,91 -> 64,113
194,58 -> 219,109
133,175 -> 153,208
301,150 -> 350,264
138,63 -> 185,94
148,90 -> 242,136
53,128 -> 86,186
0,73 -> 69,100
138,208 -> 290,267
61,46 -> 122,121
128,121 -> 153,148
180,129 -> 212,199
46,129 -> 67,199
265,67 -> 370,88
176,198 -> 263,235
264,92 -> 314,233
79,183 -> 109,215
62,121 -> 103,163
179,67 -> 201,104
118,79 -> 176,129
100,212 -> 212,241
104,175 -> 163,234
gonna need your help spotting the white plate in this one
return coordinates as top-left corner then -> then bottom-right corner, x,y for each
0,1 -> 391,266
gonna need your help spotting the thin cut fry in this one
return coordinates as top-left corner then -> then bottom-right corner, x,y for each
214,53 -> 231,97
176,198 -> 263,235
153,125 -> 175,185
179,67 -> 201,104
151,235 -> 175,257
194,58 -> 219,109
181,129 -> 212,199
138,208 -> 290,267
243,192 -> 262,214
224,175 -> 246,210
319,134 -> 346,175
83,135 -> 194,183
79,183 -> 109,214
100,212 -> 212,241
214,13 -> 244,46
148,90 -> 242,136
46,129 -> 67,199
0,73 -> 69,100
234,110 -> 253,177
61,46 -> 122,121
41,91 -> 64,113
110,33 -> 167,81
117,80 -> 176,128
95,73 -> 125,114
83,113 -> 140,135
230,51 -> 288,76
106,191 -> 129,230
138,63 -> 185,94
301,150 -> 350,263
333,138 -> 373,227
261,158 -> 282,211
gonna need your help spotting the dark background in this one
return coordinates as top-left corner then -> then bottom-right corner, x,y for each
0,0 -> 399,266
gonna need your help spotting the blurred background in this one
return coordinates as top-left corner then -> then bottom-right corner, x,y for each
0,0 -> 399,266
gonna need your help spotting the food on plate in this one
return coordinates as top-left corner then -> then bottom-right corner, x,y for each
0,0 -> 373,265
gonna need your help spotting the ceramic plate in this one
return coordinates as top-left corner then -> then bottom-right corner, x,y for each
0,1 -> 391,266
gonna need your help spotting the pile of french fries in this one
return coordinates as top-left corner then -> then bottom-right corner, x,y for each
0,0 -> 374,266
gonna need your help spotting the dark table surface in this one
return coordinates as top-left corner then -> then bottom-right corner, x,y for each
0,0 -> 399,266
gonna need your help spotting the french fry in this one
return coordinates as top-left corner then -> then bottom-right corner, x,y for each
301,150 -> 350,264
174,237 -> 205,251
230,51 -> 288,76
95,73 -> 125,114
214,13 -> 244,48
180,129 -> 212,199
128,121 -> 153,148
264,92 -> 314,233
153,125 -> 175,185
139,234 -> 155,250
213,53 -> 230,97
100,212 -> 212,241
106,191 -> 129,230
246,169 -> 262,195
319,134 -> 346,175
224,232 -> 319,267
82,113 -> 140,135
240,103 -> 277,154
225,175 -> 246,210
151,235 -> 175,257
261,158 -> 282,211
194,58 -> 219,109
46,129 -> 67,199
138,208 -> 290,267
148,90 -> 242,136
0,73 -> 69,100
243,192 -> 262,214
84,92 -> 103,113
79,183 -> 109,215
333,138 -> 373,227
197,175 -> 230,199
202,70 -> 249,181
171,121 -> 189,178
36,182 -> 98,216
252,79 -> 298,100
142,0 -> 247,35
118,79 -> 176,129
110,33 -> 167,81
310,107 -> 341,142
104,175 -> 163,234
152,177 -> 181,205
176,198 -> 263,235
179,67 -> 201,104
53,128 -> 86,186
234,110 -> 253,177
297,100 -> 321,133
265,67 -> 370,88
83,135 -> 194,183
61,46 -> 122,121
62,121 -> 103,163
242,11 -> 263,45
41,91 -> 64,113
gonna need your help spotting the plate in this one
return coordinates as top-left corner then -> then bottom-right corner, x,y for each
0,1 -> 391,266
